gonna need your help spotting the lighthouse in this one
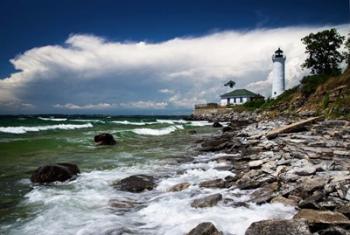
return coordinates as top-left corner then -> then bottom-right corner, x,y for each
271,48 -> 286,98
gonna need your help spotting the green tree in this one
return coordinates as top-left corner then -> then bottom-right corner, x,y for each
301,28 -> 345,75
344,34 -> 350,67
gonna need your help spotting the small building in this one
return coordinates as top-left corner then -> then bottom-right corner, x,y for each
220,89 -> 264,106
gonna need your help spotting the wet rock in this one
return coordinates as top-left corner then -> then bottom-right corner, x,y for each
30,163 -> 80,183
94,133 -> 116,145
109,199 -> 135,208
271,195 -> 298,207
187,222 -> 223,235
222,126 -> 234,133
191,194 -> 223,208
212,122 -> 223,128
168,182 -> 191,192
199,179 -> 226,188
189,130 -> 197,135
114,175 -> 155,193
249,182 -> 278,205
298,191 -> 324,209
245,219 -> 311,235
293,209 -> 350,225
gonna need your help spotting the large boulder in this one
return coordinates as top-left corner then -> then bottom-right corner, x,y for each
293,209 -> 350,225
114,175 -> 155,193
31,163 -> 80,183
187,222 -> 223,235
245,219 -> 311,235
191,194 -> 222,208
94,133 -> 116,145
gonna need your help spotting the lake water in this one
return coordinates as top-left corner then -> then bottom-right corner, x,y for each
0,116 -> 294,235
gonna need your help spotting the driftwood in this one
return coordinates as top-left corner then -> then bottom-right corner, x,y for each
266,117 -> 322,139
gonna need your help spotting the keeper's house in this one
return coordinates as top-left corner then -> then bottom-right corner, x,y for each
220,89 -> 264,106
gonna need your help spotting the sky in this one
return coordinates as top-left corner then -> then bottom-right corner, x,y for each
0,0 -> 349,115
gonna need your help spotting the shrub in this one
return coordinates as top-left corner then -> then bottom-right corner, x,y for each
300,75 -> 330,97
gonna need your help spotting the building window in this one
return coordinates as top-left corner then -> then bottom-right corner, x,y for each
227,98 -> 230,105
233,98 -> 236,103
240,97 -> 243,103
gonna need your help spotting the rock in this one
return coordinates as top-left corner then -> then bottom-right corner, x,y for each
168,182 -> 191,192
114,175 -> 155,193
293,166 -> 317,176
245,219 -> 311,235
109,199 -> 135,208
266,117 -> 321,139
187,222 -> 223,235
199,179 -> 226,188
212,122 -> 223,128
94,133 -> 116,145
189,130 -> 197,135
271,195 -> 298,207
293,209 -> 350,225
317,226 -> 350,235
298,191 -> 324,209
248,160 -> 264,168
249,182 -> 278,205
30,163 -> 80,183
191,194 -> 223,208
222,126 -> 234,133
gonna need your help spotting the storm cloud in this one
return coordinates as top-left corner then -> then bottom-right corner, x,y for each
0,24 -> 349,114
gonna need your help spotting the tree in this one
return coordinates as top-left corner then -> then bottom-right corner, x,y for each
301,28 -> 345,75
344,34 -> 350,67
224,80 -> 235,88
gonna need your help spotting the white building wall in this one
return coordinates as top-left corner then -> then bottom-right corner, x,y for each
220,97 -> 250,106
272,56 -> 286,98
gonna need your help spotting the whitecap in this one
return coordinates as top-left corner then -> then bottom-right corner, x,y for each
38,117 -> 68,122
188,121 -> 212,127
132,125 -> 183,136
0,123 -> 93,134
112,120 -> 152,126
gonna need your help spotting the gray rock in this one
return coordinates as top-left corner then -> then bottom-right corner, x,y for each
249,182 -> 278,205
248,160 -> 264,168
199,179 -> 226,188
114,175 -> 155,193
293,166 -> 316,176
187,222 -> 223,235
168,182 -> 191,192
191,194 -> 223,208
293,209 -> 350,224
245,219 -> 311,235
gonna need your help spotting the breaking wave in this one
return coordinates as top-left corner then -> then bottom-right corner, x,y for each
132,125 -> 184,136
38,117 -> 68,122
0,123 -> 93,134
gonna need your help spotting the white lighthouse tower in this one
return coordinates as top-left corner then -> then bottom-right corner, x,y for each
271,48 -> 286,98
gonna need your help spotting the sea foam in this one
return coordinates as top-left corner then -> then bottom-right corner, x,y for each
38,117 -> 68,121
0,123 -> 93,134
132,125 -> 183,136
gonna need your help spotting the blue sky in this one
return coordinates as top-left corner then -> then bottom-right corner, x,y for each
0,0 -> 349,114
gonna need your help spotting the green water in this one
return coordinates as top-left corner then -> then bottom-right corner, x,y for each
0,116 -> 213,228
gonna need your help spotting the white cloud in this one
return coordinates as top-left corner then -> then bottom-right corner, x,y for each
159,89 -> 175,94
120,101 -> 168,109
53,103 -> 112,110
0,24 -> 349,113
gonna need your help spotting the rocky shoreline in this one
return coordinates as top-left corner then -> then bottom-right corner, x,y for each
28,112 -> 350,234
184,111 -> 350,234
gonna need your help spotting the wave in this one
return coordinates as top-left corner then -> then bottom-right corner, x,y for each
156,119 -> 188,124
187,121 -> 212,127
0,123 -> 93,134
112,120 -> 152,126
38,117 -> 68,122
71,119 -> 105,123
132,125 -> 183,136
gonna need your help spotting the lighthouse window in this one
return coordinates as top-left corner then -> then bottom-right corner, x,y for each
274,92 -> 277,95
